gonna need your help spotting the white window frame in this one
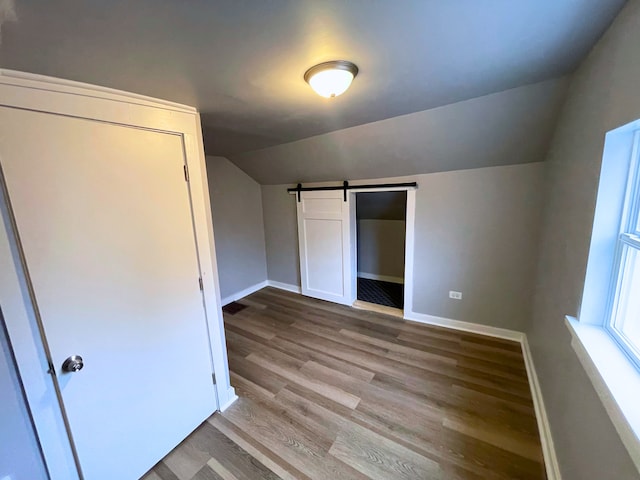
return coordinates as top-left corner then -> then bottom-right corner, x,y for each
567,120 -> 640,473
605,131 -> 640,369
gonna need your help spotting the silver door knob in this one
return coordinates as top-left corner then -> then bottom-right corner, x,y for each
62,355 -> 84,373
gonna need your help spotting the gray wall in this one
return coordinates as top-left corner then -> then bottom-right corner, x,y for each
0,312 -> 48,480
357,220 -> 406,280
527,1 -> 640,478
261,185 -> 300,287
356,191 -> 407,221
262,163 -> 543,331
206,156 -> 267,300
412,163 -> 543,330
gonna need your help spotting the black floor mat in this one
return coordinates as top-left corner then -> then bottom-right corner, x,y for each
222,301 -> 247,315
357,277 -> 404,309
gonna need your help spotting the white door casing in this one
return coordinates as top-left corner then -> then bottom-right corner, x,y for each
349,187 -> 416,314
297,190 -> 356,305
0,70 -> 236,480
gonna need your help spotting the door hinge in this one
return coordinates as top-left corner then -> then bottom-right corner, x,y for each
198,277 -> 203,291
212,373 -> 216,384
183,165 -> 189,182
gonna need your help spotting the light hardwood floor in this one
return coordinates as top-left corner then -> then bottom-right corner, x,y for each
142,287 -> 546,480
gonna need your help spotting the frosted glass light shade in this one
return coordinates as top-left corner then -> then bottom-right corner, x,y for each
304,61 -> 358,98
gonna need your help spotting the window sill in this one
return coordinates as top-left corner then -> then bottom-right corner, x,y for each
565,316 -> 640,471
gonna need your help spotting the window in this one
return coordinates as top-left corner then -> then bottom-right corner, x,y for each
607,131 -> 640,368
567,121 -> 640,470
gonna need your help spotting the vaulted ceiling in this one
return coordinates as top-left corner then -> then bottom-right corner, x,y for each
0,0 -> 627,182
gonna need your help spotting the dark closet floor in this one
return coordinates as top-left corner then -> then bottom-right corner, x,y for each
357,277 -> 404,309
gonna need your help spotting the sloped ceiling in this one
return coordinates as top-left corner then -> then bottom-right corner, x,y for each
0,0 -> 626,161
230,78 -> 568,184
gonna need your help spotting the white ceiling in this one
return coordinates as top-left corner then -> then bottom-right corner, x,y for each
0,0 -> 626,159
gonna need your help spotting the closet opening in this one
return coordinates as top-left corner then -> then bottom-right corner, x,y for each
355,191 -> 407,312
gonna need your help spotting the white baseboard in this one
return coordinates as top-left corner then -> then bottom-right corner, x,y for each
403,310 -> 524,342
521,336 -> 562,480
357,272 -> 404,284
218,387 -> 238,413
267,280 -> 302,294
221,280 -> 268,306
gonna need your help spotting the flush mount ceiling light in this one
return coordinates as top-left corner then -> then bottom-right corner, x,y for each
304,60 -> 359,98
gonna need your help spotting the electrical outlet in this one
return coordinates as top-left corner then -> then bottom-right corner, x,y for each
449,291 -> 462,300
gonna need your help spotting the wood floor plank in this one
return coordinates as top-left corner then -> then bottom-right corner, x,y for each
224,326 -> 273,357
273,387 -> 345,444
161,435 -> 211,480
230,371 -> 277,399
145,288 -> 545,480
223,397 -> 369,480
451,383 -> 536,417
209,415 -> 309,480
274,327 -> 448,385
193,463 -> 227,480
298,360 -> 375,398
459,338 -> 525,359
293,364 -> 447,461
456,355 -> 528,381
280,325 -> 531,400
224,314 -> 278,340
186,421 -> 282,480
442,415 -> 542,462
300,360 -> 443,425
339,328 -> 458,366
269,336 -> 377,382
276,380 -> 439,478
244,343 -> 305,371
440,428 -> 546,480
329,418 -> 444,480
449,377 -> 534,406
291,320 -> 391,356
227,351 -> 288,396
246,352 -> 361,409
152,462 -> 181,480
140,471 -> 163,480
252,289 -> 404,335
461,333 -> 523,351
283,381 -> 365,420
234,297 -> 268,310
396,331 -> 526,368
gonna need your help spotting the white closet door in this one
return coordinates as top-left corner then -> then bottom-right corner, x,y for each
297,190 -> 355,305
0,107 -> 216,480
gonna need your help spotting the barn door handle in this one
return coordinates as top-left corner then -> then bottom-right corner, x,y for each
62,355 -> 84,373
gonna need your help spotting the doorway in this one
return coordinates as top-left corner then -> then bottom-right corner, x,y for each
355,191 -> 407,310
295,184 -> 416,317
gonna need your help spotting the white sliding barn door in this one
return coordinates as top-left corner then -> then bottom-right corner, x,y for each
297,190 -> 356,305
0,107 -> 216,480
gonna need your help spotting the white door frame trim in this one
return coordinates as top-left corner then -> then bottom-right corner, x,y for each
0,70 -> 235,479
350,186 -> 417,315
403,189 -> 417,314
